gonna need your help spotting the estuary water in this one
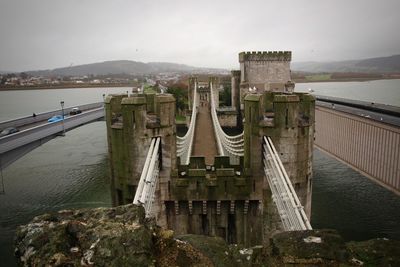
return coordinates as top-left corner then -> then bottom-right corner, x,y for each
295,79 -> 400,107
0,86 -> 132,121
0,81 -> 400,265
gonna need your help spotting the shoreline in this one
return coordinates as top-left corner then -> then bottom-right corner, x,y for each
0,83 -> 134,91
1,77 -> 399,91
294,77 -> 400,83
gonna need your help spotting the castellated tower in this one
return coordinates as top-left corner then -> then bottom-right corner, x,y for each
233,51 -> 295,111
105,93 -> 176,227
238,51 -> 315,239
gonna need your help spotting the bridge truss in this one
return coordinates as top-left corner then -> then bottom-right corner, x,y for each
263,136 -> 312,231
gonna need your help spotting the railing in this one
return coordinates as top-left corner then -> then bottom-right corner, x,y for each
133,137 -> 161,218
263,136 -> 312,231
176,83 -> 198,165
209,82 -> 244,162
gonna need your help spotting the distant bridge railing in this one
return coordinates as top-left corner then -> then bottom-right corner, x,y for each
0,107 -> 104,170
0,102 -> 104,131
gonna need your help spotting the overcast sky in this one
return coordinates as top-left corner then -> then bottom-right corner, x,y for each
0,0 -> 399,71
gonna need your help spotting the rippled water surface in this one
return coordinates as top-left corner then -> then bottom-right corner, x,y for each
311,149 -> 400,241
0,122 -> 111,267
296,79 -> 400,106
0,86 -> 131,121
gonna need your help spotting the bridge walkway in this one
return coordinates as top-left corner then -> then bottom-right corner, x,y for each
192,98 -> 218,165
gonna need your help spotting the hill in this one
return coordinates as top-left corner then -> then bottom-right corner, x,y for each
0,70 -> 13,74
292,55 -> 400,73
27,60 -> 216,77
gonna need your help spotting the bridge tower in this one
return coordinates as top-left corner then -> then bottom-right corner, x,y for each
243,91 -> 315,237
188,77 -> 197,111
239,51 -> 292,91
209,76 -> 220,108
231,70 -> 242,127
105,93 -> 176,225
235,50 -> 314,238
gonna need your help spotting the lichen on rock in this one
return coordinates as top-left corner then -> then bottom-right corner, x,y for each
15,204 -> 154,267
14,205 -> 400,267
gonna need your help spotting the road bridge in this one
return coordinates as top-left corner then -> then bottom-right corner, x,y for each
0,102 -> 104,170
315,96 -> 400,194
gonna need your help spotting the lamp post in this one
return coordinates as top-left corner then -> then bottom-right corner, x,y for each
60,101 -> 65,136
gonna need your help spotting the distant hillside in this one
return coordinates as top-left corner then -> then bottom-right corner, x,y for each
0,70 -> 12,74
292,55 -> 400,73
27,60 -> 211,77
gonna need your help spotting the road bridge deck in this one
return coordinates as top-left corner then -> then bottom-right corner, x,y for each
0,104 -> 104,170
0,102 -> 103,132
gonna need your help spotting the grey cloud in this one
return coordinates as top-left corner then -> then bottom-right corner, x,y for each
0,0 -> 399,71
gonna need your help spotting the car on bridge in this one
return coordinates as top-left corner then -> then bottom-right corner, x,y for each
69,107 -> 82,115
48,115 -> 64,123
0,127 -> 19,137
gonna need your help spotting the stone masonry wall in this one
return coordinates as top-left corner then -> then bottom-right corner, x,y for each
105,93 -> 176,221
243,91 -> 315,242
239,51 -> 291,91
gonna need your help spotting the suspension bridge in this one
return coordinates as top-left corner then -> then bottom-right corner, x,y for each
132,80 -> 311,232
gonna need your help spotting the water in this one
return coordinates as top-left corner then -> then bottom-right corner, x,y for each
0,86 -> 131,121
0,122 -> 111,267
1,81 -> 400,265
311,149 -> 400,241
295,79 -> 400,107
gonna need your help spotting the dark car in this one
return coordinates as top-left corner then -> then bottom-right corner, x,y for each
0,127 -> 19,137
70,107 -> 82,115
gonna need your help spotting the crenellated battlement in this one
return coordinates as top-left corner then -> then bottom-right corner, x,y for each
239,51 -> 292,62
231,70 -> 241,76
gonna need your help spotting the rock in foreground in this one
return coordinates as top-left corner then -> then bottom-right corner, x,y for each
15,205 -> 155,266
15,204 -> 400,266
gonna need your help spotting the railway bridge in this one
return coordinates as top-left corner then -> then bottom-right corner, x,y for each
315,96 -> 400,194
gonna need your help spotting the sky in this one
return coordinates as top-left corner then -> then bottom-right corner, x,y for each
0,0 -> 399,71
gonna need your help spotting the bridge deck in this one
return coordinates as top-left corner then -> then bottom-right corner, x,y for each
0,102 -> 103,132
192,100 -> 218,165
0,105 -> 104,170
